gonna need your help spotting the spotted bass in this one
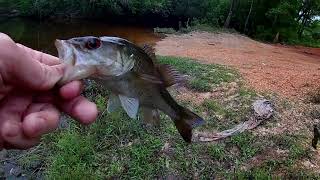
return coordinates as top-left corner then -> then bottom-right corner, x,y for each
55,36 -> 205,142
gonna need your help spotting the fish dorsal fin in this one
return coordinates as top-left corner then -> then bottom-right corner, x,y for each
118,95 -> 139,119
142,44 -> 157,64
158,64 -> 186,87
107,93 -> 121,113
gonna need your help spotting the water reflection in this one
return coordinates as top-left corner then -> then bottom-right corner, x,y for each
0,18 -> 161,55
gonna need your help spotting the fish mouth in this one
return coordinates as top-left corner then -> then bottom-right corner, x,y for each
55,39 -> 98,85
55,39 -> 75,65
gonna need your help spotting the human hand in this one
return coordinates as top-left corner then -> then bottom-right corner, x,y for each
0,33 -> 98,150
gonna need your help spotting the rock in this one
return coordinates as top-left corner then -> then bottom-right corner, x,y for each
253,99 -> 274,119
58,115 -> 70,129
0,149 -> 8,159
0,150 -> 8,178
3,162 -> 22,177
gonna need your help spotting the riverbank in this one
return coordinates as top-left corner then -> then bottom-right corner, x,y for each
156,31 -> 320,99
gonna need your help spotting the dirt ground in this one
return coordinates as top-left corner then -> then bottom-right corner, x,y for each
156,31 -> 320,175
155,31 -> 320,99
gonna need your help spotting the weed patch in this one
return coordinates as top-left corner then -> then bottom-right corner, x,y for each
309,88 -> 320,104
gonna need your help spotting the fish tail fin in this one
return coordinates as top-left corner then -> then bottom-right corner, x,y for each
174,106 -> 205,143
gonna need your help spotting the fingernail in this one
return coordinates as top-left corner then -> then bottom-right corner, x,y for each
74,101 -> 98,125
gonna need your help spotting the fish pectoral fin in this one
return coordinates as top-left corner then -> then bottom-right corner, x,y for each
118,95 -> 139,119
138,73 -> 163,84
107,93 -> 121,113
158,64 -> 186,87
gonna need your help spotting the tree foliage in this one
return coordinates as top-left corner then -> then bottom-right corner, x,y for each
2,0 -> 320,44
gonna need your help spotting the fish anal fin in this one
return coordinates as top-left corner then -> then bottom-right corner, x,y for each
119,95 -> 139,119
107,93 -> 121,113
141,108 -> 160,127
158,64 -> 186,87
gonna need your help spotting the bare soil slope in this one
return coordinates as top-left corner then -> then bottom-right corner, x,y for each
155,32 -> 320,98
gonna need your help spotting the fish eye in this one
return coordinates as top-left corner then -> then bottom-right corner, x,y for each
85,38 -> 101,50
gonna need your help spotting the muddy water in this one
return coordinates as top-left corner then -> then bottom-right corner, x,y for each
0,18 -> 162,55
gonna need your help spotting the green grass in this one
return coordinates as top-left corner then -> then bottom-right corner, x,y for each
203,99 -> 237,119
46,129 -> 97,179
203,99 -> 226,115
287,37 -> 320,48
208,144 -> 226,161
154,27 -> 177,34
239,87 -> 257,98
230,133 -> 260,160
309,88 -> 320,104
13,56 -> 318,179
271,134 -> 308,166
232,168 -> 273,180
154,24 -> 238,35
158,56 -> 237,92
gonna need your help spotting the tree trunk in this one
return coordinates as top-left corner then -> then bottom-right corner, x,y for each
273,32 -> 280,43
298,9 -> 311,38
298,16 -> 307,38
244,0 -> 254,33
224,0 -> 237,28
272,15 -> 278,28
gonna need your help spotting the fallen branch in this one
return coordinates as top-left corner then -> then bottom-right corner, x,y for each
193,99 -> 274,142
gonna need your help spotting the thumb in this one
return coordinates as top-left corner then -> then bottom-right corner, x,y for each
22,63 -> 66,90
8,58 -> 66,91
0,33 -> 66,91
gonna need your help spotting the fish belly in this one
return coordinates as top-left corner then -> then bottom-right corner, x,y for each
92,75 -> 177,119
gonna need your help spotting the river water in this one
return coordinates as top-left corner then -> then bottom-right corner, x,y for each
0,18 -> 162,55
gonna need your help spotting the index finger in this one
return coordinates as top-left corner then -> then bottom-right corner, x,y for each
16,43 -> 61,66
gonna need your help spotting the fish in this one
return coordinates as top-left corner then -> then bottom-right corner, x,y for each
55,36 -> 205,142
